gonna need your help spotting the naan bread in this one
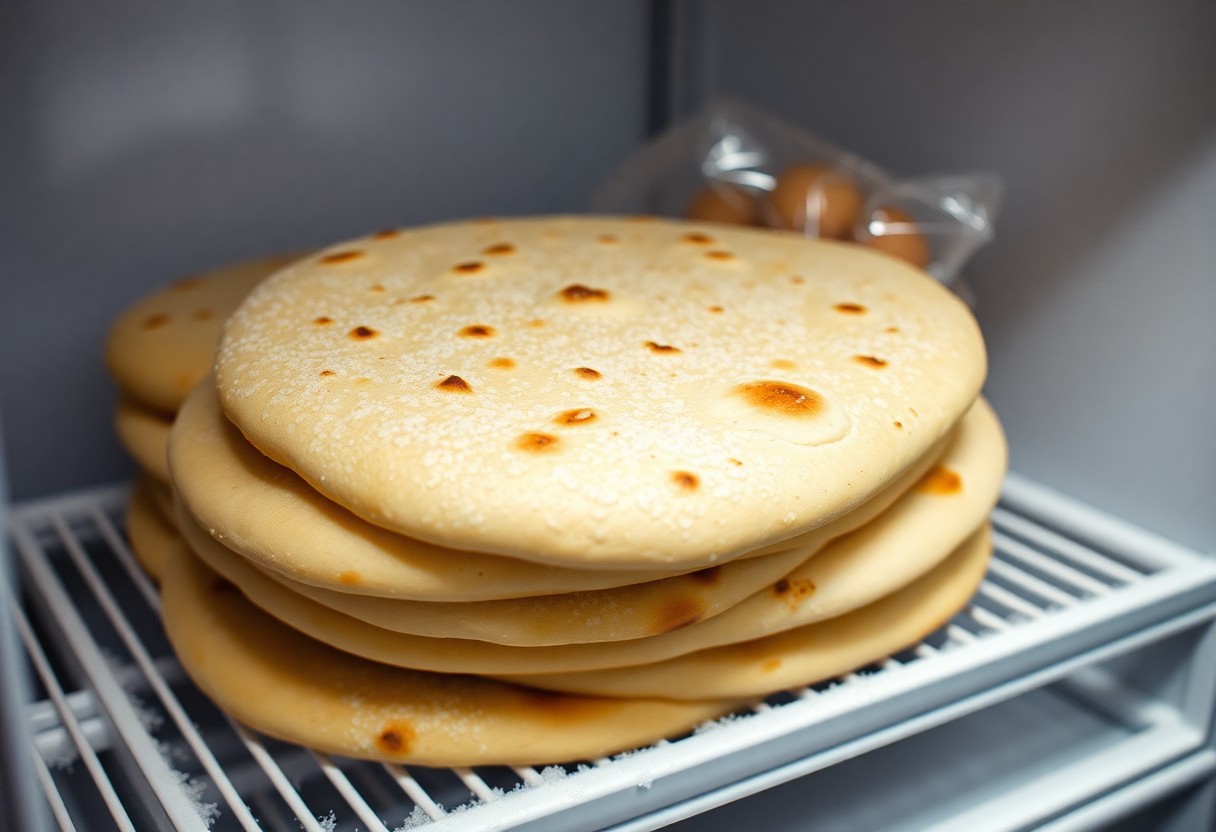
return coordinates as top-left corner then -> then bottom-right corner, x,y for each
498,526 -> 993,699
171,380 -> 951,602
106,253 -> 301,413
114,396 -> 173,485
125,476 -> 180,581
178,400 -> 1001,674
216,217 -> 986,568
161,544 -> 741,766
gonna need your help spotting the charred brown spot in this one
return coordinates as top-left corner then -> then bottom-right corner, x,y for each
349,326 -> 379,340
772,577 -> 816,610
653,597 -> 706,634
191,308 -> 215,321
319,369 -> 335,377
375,721 -> 416,755
854,355 -> 888,368
708,305 -> 724,313
142,313 -> 171,330
916,465 -> 963,495
371,228 -> 401,240
645,341 -> 681,354
573,367 -> 602,380
735,381 -> 823,418
338,570 -> 362,586
885,326 -> 901,334
689,566 -> 722,586
514,432 -> 559,452
452,260 -> 485,274
320,250 -> 364,265
409,294 -> 435,304
459,324 -> 496,338
728,457 -> 743,466
559,283 -> 609,302
790,275 -> 805,285
893,420 -> 903,429
597,234 -> 620,244
761,658 -> 783,673
705,250 -> 735,260
314,316 -> 334,325
770,359 -> 796,370
436,375 -> 472,393
483,242 -> 516,256
555,408 -> 597,426
369,284 -> 385,293
671,471 -> 700,491
834,302 -> 867,314
488,357 -> 516,370
683,232 -> 714,245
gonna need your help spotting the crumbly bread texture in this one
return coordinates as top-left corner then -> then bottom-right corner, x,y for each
176,399 -> 1001,676
106,253 -> 302,413
125,476 -> 180,581
171,380 -> 950,603
161,544 -> 741,766
114,396 -> 173,485
215,217 -> 986,568
497,525 -> 993,699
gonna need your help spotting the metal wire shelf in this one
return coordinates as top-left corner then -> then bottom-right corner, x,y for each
7,472 -> 1216,831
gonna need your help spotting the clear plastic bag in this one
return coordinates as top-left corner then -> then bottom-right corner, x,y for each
590,100 -> 1001,291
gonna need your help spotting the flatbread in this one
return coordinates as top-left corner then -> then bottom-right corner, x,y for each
170,380 -> 951,603
125,476 -> 180,581
106,253 -> 301,413
161,544 -> 741,766
497,525 -> 993,700
215,217 -> 986,568
179,514 -> 811,645
178,401 -> 1000,674
114,396 -> 173,484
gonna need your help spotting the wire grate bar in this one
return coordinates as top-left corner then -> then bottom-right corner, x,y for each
975,578 -> 1048,620
48,514 -> 265,832
386,765 -> 448,820
986,557 -> 1081,609
511,766 -> 544,786
314,754 -> 392,832
967,603 -> 1013,632
30,745 -> 78,832
991,506 -> 1148,584
10,591 -> 136,832
239,729 -> 329,832
994,530 -> 1119,597
453,768 -> 501,803
87,506 -> 162,614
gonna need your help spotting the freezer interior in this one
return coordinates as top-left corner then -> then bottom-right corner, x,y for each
2,2 -> 1214,830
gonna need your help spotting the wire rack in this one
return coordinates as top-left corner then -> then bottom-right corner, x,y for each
6,473 -> 1216,832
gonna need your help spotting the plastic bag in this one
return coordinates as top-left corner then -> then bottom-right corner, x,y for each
590,100 -> 1001,290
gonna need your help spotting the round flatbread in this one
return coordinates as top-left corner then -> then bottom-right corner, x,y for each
497,525 -> 993,700
179,400 -> 1001,675
126,476 -> 181,581
170,380 -> 951,604
114,396 -> 173,484
161,544 -> 741,767
107,253 -> 302,414
215,216 -> 986,568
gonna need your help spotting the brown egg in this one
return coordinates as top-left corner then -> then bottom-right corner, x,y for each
768,164 -> 862,239
686,186 -> 759,226
857,206 -> 931,269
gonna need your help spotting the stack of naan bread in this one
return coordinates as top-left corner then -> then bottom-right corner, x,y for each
109,216 -> 1005,767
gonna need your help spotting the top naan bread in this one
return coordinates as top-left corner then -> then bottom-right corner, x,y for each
216,217 -> 986,568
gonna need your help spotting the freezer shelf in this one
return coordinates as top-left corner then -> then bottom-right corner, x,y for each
6,472 -> 1216,831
